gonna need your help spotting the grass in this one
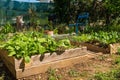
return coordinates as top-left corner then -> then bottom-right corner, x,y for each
92,55 -> 120,80
68,69 -> 80,77
93,69 -> 120,80
47,68 -> 62,80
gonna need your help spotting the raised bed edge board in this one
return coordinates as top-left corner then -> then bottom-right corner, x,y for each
0,47 -> 88,79
80,43 -> 120,54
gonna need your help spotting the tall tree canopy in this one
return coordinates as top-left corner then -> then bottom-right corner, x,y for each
54,0 -> 120,25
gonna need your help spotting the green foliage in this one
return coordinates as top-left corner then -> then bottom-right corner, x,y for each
54,0 -> 93,23
114,57 -> 120,65
56,23 -> 69,34
48,68 -> 62,80
103,0 -> 120,16
94,69 -> 120,80
72,31 -> 120,45
68,69 -> 80,77
109,18 -> 120,32
54,0 -> 70,23
72,34 -> 92,42
118,47 -> 120,55
0,22 -> 15,34
0,32 -> 72,63
0,34 -> 7,41
57,39 -> 71,48
91,31 -> 120,44
53,28 -> 58,34
113,55 -> 120,65
84,26 -> 108,33
0,33 -> 14,43
54,0 -> 120,25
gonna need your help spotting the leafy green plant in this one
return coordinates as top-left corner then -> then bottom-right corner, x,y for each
91,31 -> 120,45
0,33 -> 7,41
57,39 -> 71,48
0,33 -> 49,63
72,34 -> 92,43
72,31 -> 120,46
53,28 -> 58,34
0,22 -> 15,34
47,21 -> 55,31
0,32 -> 72,63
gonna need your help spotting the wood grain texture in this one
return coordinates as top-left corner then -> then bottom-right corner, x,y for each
0,47 -> 89,79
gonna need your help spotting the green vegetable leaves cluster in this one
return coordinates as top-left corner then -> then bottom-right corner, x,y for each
72,31 -> 120,45
91,31 -> 120,44
0,32 -> 71,63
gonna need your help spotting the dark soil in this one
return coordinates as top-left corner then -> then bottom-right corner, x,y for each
0,58 -> 16,80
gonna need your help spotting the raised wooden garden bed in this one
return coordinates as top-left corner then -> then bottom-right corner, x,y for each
70,41 -> 120,54
109,43 -> 120,54
0,47 -> 88,79
80,43 -> 120,54
80,43 -> 109,53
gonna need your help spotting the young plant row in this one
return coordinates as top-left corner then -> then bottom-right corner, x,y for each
0,32 -> 71,63
72,31 -> 120,45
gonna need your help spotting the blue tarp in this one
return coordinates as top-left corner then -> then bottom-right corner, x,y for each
12,0 -> 40,3
12,0 -> 51,3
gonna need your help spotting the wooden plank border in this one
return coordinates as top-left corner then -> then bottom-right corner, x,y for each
0,47 -> 88,79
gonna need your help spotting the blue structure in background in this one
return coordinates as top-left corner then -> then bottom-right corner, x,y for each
12,0 -> 40,3
69,12 -> 89,34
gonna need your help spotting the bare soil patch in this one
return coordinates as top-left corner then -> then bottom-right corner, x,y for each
0,51 -> 116,80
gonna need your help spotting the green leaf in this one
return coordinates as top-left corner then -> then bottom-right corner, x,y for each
15,46 -> 20,50
24,56 -> 30,63
8,51 -> 16,56
38,45 -> 46,54
6,46 -> 14,51
38,38 -> 46,43
21,51 -> 26,54
57,39 -> 71,48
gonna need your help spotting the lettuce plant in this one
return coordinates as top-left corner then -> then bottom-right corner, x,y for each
0,32 -> 71,63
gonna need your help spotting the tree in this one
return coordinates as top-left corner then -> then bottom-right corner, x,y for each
53,0 -> 120,25
103,0 -> 120,24
54,0 -> 70,23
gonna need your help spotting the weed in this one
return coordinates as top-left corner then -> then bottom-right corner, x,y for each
94,72 -> 112,80
47,68 -> 62,80
97,55 -> 107,61
117,47 -> 120,55
79,71 -> 88,77
68,69 -> 80,77
93,68 -> 120,80
48,68 -> 56,76
114,56 -> 120,65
